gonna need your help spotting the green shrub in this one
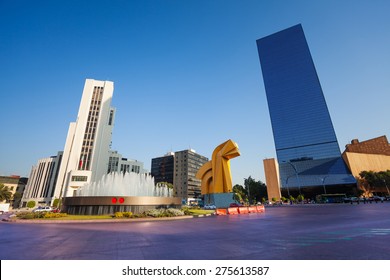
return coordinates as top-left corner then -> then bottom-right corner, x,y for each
16,212 -> 35,219
113,211 -> 133,218
27,201 -> 36,209
52,198 -> 60,208
122,211 -> 132,218
146,209 -> 165,217
181,207 -> 192,215
42,212 -> 67,219
16,212 -> 67,219
166,208 -> 184,217
114,212 -> 124,218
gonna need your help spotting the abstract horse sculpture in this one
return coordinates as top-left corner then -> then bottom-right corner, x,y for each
196,139 -> 240,194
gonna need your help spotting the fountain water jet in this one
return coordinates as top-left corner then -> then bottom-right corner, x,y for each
63,172 -> 181,215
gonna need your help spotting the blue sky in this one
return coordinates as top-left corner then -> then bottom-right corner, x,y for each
1,0 -> 389,185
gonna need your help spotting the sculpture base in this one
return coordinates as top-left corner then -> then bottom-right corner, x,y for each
203,193 -> 235,208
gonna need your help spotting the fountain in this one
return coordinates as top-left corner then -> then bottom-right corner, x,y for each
62,172 -> 181,215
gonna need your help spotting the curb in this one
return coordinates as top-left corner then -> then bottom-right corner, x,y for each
1,213 -> 216,224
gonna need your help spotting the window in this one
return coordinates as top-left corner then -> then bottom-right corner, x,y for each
71,176 -> 88,182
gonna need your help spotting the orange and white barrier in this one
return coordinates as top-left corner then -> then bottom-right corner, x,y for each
248,206 -> 257,213
218,205 -> 265,215
216,208 -> 227,215
256,205 -> 265,213
227,207 -> 239,215
238,207 -> 249,214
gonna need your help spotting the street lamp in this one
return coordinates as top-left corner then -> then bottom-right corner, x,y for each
285,161 -> 301,195
283,175 -> 292,197
320,175 -> 329,195
383,179 -> 390,196
244,178 -> 251,205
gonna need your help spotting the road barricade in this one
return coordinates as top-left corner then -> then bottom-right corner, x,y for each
238,207 -> 249,214
256,205 -> 265,213
216,208 -> 227,215
248,206 -> 257,213
227,207 -> 239,215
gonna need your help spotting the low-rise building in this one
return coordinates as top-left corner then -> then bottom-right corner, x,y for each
342,135 -> 390,176
0,175 -> 28,208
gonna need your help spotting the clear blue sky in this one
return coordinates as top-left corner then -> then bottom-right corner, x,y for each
1,0 -> 389,186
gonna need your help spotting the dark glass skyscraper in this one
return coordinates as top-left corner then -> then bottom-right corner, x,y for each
257,24 -> 355,193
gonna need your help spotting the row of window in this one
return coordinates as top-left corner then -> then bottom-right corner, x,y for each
71,176 -> 88,182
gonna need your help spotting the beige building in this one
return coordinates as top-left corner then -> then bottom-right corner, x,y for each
0,175 -> 28,208
263,158 -> 281,201
342,136 -> 390,177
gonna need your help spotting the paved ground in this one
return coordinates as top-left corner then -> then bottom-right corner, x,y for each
1,203 -> 390,260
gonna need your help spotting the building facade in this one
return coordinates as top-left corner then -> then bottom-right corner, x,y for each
54,79 -> 115,198
0,175 -> 28,208
151,152 -> 174,185
108,150 -> 146,174
342,135 -> 390,177
21,152 -> 62,207
173,149 -> 208,200
263,158 -> 281,201
257,24 -> 356,196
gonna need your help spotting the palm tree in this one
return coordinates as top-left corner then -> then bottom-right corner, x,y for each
0,184 -> 13,202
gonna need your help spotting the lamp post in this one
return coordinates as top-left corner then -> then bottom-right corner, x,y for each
320,175 -> 329,195
383,179 -> 390,196
283,176 -> 292,197
244,178 -> 251,205
285,161 -> 301,195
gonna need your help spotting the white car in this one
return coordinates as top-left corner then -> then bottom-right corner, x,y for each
33,206 -> 53,212
204,204 -> 216,210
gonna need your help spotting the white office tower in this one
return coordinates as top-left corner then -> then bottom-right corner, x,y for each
54,79 -> 115,198
21,152 -> 63,206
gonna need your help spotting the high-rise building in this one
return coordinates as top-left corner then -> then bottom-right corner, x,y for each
21,152 -> 62,206
174,149 -> 208,200
257,24 -> 356,195
151,149 -> 208,201
151,152 -> 174,185
54,79 -> 115,198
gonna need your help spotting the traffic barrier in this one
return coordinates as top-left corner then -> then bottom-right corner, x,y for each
227,207 -> 239,215
248,206 -> 257,213
216,208 -> 227,215
238,207 -> 249,214
256,205 -> 265,213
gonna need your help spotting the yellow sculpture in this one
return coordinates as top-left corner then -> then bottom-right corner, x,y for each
196,139 -> 240,194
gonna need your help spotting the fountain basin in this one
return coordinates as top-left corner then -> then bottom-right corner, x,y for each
63,196 -> 182,215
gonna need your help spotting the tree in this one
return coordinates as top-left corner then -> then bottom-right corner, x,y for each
53,198 -> 60,208
233,184 -> 246,203
243,176 -> 267,204
0,184 -> 12,202
359,170 -> 390,195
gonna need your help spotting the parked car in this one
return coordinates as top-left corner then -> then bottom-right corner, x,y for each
33,206 -> 53,212
204,204 -> 216,210
229,203 -> 243,207
0,203 -> 10,215
371,196 -> 385,202
343,197 -> 358,203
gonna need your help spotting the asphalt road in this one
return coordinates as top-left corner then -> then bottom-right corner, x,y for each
1,203 -> 390,260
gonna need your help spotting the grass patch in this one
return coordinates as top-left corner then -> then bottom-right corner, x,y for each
186,209 -> 215,215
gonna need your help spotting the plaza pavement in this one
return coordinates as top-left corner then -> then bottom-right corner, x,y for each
1,203 -> 390,260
